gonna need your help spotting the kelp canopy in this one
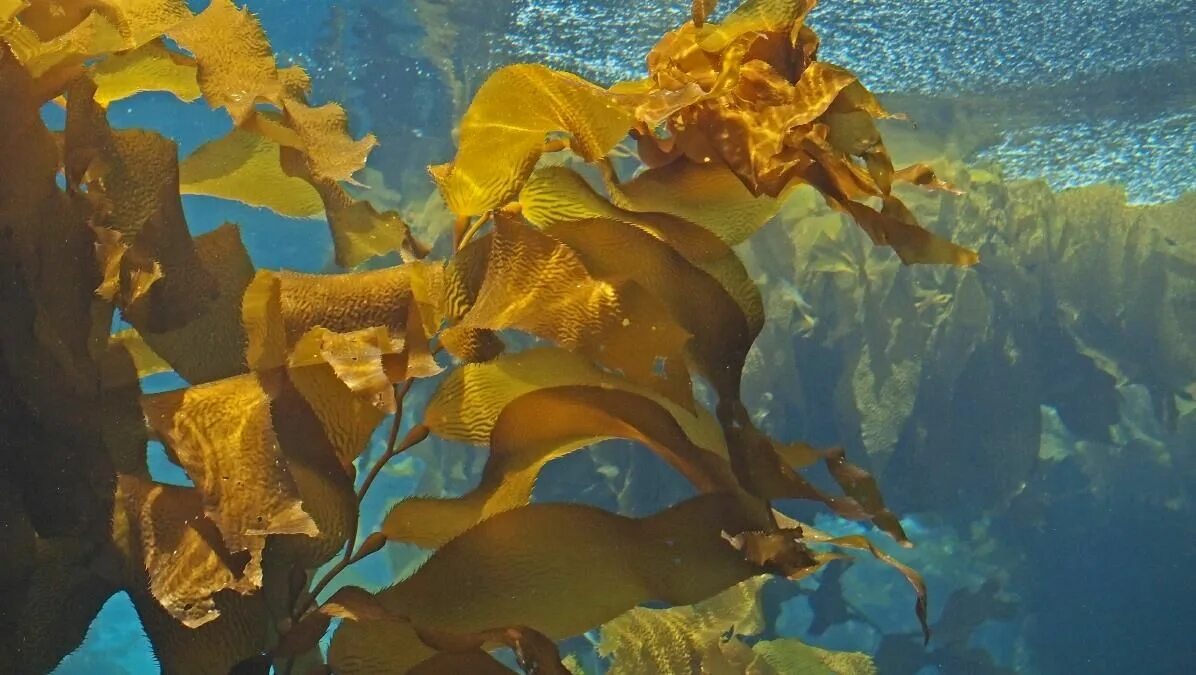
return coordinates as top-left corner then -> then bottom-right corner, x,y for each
0,0 -> 974,673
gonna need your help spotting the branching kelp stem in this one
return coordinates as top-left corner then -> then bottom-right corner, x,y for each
280,380 -> 428,673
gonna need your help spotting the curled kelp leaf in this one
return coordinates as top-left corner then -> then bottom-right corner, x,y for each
179,127 -> 324,218
64,76 -> 218,331
166,0 -> 283,124
808,530 -> 929,645
519,165 -> 764,337
611,0 -> 977,267
547,216 -> 755,406
823,447 -> 909,546
113,475 -> 263,628
698,0 -> 817,52
279,145 -> 424,267
607,160 -> 782,245
131,223 -> 256,385
431,63 -> 634,216
283,327 -> 398,468
141,373 -> 319,550
242,264 -> 438,369
422,347 -> 725,453
440,216 -> 694,405
89,38 -> 199,105
384,385 -> 742,548
333,494 -> 771,673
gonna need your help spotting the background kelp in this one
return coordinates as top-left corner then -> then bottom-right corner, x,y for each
0,1 -> 972,673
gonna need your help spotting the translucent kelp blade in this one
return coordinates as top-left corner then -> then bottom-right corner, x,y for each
89,38 -> 200,105
597,576 -> 876,675
321,587 -> 568,674
384,385 -> 743,548
547,216 -> 756,405
519,166 -> 764,336
285,328 -> 395,461
597,576 -> 769,673
440,216 -> 694,406
698,0 -> 817,51
15,0 -> 191,49
113,475 -> 263,628
607,160 -> 782,245
242,264 -> 438,369
179,127 -> 324,218
165,0 -> 283,123
276,99 -> 376,185
333,494 -> 773,673
430,63 -> 635,216
141,372 -> 319,551
279,145 -> 422,267
423,347 -> 725,452
751,639 -> 877,674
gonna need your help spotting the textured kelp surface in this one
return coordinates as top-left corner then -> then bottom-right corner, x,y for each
0,1 -> 975,673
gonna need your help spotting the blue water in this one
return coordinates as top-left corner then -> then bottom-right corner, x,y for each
42,1 -> 1196,673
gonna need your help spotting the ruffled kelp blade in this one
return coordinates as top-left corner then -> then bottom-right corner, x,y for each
597,576 -> 877,674
439,216 -> 695,406
430,63 -> 635,217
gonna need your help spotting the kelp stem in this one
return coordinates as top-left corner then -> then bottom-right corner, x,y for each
280,381 -> 428,672
456,211 -> 494,251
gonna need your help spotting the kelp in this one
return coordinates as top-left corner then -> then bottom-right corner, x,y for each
597,576 -> 877,674
0,1 -> 954,673
750,158 -> 1196,517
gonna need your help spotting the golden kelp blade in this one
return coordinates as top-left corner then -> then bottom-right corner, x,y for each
322,588 -> 568,674
597,575 -> 877,674
607,160 -> 782,245
113,475 -> 262,629
279,145 -> 422,267
278,99 -> 377,185
698,0 -> 817,51
519,166 -> 765,336
431,63 -> 635,216
89,38 -> 200,104
179,126 -> 324,218
547,216 -> 756,405
141,372 -> 319,551
284,326 -> 395,466
242,265 -> 432,369
598,576 -> 769,674
384,385 -> 742,548
333,494 -> 771,673
13,0 -> 192,50
166,0 -> 283,123
422,347 -> 726,452
440,216 -> 694,405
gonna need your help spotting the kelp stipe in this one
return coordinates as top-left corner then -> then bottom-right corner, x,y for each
0,0 -> 969,672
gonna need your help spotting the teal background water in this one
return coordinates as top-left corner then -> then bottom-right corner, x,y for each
52,1 -> 1195,673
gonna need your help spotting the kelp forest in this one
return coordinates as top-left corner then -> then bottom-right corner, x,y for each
2,0 -> 1194,674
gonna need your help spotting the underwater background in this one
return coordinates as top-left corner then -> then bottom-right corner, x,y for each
20,0 -> 1195,673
